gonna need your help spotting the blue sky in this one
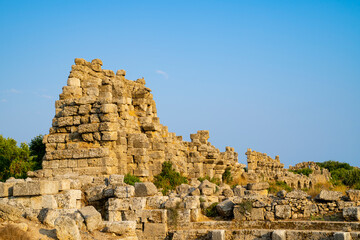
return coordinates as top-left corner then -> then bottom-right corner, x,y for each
0,1 -> 359,167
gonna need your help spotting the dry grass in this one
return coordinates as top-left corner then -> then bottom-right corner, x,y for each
332,184 -> 348,195
0,224 -> 31,240
307,182 -> 332,198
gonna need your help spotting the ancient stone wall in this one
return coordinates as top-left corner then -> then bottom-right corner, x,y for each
39,58 -> 245,181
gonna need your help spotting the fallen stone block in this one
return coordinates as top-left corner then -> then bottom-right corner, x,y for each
0,182 -> 14,197
334,232 -> 352,240
13,180 -> 59,196
31,195 -> 58,210
286,190 -> 309,200
84,185 -> 106,202
275,205 -> 291,219
38,208 -> 59,227
211,230 -> 225,240
146,196 -> 169,209
0,202 -> 23,221
55,216 -> 81,240
316,190 -> 343,201
216,199 -> 234,218
109,174 -> 124,185
135,182 -> 158,197
346,190 -> 360,201
78,206 -> 102,232
247,182 -> 269,191
233,186 -> 245,197
143,222 -> 167,240
343,207 -> 360,221
272,230 -> 286,240
184,196 -> 200,209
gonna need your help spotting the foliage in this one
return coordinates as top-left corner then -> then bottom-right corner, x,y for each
222,167 -> 233,184
124,173 -> 141,186
289,168 -> 313,177
29,134 -> 45,170
268,181 -> 292,194
307,182 -> 332,198
0,135 -> 35,181
198,175 -> 221,185
153,161 -> 188,195
316,160 -> 360,188
203,202 -> 219,217
237,200 -> 252,214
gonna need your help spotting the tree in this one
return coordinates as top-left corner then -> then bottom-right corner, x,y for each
0,135 -> 35,181
29,134 -> 45,170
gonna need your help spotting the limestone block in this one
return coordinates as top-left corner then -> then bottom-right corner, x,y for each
57,116 -> 74,127
286,190 -> 309,200
316,190 -> 343,201
135,182 -> 158,197
78,104 -> 91,115
58,179 -> 71,191
275,205 -> 291,219
216,199 -> 234,218
104,221 -> 136,236
116,69 -> 126,76
250,207 -> 264,220
247,182 -> 269,191
85,185 -> 106,202
176,184 -> 191,195
146,196 -> 169,209
31,195 -> 58,210
38,208 -> 59,227
102,131 -> 118,141
114,186 -> 135,198
223,188 -> 234,198
184,196 -> 200,209
211,230 -> 225,240
233,186 -> 245,197
107,210 -> 122,222
67,77 -> 80,87
78,206 -> 102,232
56,190 -> 82,209
143,222 -> 167,240
0,202 -> 23,221
47,133 -> 68,143
13,181 -> 59,196
107,198 -> 130,211
334,232 -> 352,240
77,123 -> 99,133
277,190 -> 287,199
346,190 -> 360,201
0,182 -> 14,197
272,230 -> 286,240
55,216 -> 81,240
130,197 -> 146,210
100,104 -> 117,113
109,174 -> 124,185
343,207 -> 360,221
189,188 -> 200,196
163,197 -> 182,209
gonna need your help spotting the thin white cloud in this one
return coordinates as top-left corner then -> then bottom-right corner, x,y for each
0,99 -> 7,102
6,88 -> 21,94
41,95 -> 53,99
156,70 -> 168,79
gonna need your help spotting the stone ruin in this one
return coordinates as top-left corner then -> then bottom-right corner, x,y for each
36,58 -> 244,181
0,58 -> 358,240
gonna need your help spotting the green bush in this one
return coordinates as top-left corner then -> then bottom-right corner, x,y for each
237,200 -> 252,214
153,161 -> 188,195
343,169 -> 360,187
268,181 -> 292,194
203,202 -> 219,217
0,135 -> 35,181
289,168 -> 313,177
222,167 -> 233,184
29,134 -> 45,170
316,161 -> 353,172
124,173 -> 141,186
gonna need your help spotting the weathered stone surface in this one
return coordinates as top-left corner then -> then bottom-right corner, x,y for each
334,232 -> 352,240
199,180 -> 216,196
143,222 -> 167,240
38,208 -> 59,227
343,207 -> 360,221
84,185 -> 105,202
316,190 -> 343,201
216,199 -> 234,218
0,202 -> 23,221
184,196 -> 200,209
13,180 -> 59,196
114,185 -> 135,198
247,182 -> 269,191
272,230 -> 286,240
0,182 -> 14,197
211,230 -> 225,240
78,206 -> 102,232
277,190 -> 287,199
275,205 -> 291,219
55,216 -> 81,240
233,186 -> 245,197
286,190 -> 309,200
109,174 -> 124,185
176,184 -> 191,195
346,190 -> 360,201
104,221 -> 136,236
135,182 -> 158,197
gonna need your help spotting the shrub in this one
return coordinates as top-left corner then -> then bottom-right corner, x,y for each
124,173 -> 141,186
237,200 -> 252,215
268,181 -> 292,194
222,167 -> 233,184
316,161 -> 353,172
343,168 -> 360,187
203,202 -> 219,217
29,134 -> 45,170
0,135 -> 35,181
289,168 -> 313,177
153,161 -> 188,195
